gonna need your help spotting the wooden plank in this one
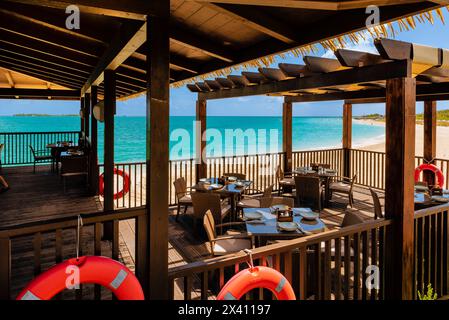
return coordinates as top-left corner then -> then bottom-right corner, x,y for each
0,238 -> 11,300
335,49 -> 389,68
384,76 -> 416,300
146,0 -> 170,300
90,86 -> 99,195
0,88 -> 79,98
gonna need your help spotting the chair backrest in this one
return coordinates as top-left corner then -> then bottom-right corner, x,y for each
294,175 -> 321,210
173,177 -> 188,200
370,188 -> 384,219
203,210 -> 218,255
192,192 -> 222,223
415,181 -> 428,187
263,184 -> 274,198
60,156 -> 88,174
275,165 -> 284,180
29,145 -> 36,157
223,172 -> 246,180
259,196 -> 294,208
341,210 -> 365,227
0,143 -> 4,154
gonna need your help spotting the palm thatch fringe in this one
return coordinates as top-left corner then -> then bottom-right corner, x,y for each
171,6 -> 446,89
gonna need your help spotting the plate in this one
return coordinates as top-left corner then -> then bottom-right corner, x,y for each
209,184 -> 223,190
277,222 -> 298,232
244,211 -> 263,220
431,196 -> 449,203
299,211 -> 319,220
199,178 -> 208,183
227,176 -> 238,182
234,181 -> 245,187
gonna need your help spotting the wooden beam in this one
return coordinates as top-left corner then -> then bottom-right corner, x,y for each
81,22 -> 146,95
0,88 -> 79,98
89,86 -> 99,195
196,99 -> 207,181
80,97 -> 85,134
4,70 -> 14,88
342,103 -> 352,178
283,101 -> 293,173
84,93 -> 91,139
384,77 -> 416,300
199,59 -> 410,100
190,0 -> 427,10
203,2 -> 300,44
146,0 -> 170,300
423,100 -> 437,185
4,0 -> 150,20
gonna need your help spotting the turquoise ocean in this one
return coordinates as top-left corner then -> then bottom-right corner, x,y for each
0,116 -> 385,163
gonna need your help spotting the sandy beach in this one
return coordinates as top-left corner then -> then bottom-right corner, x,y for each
354,119 -> 449,160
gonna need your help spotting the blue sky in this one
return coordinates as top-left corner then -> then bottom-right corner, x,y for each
1,10 -> 449,117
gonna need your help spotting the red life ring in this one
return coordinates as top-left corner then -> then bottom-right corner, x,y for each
414,164 -> 445,188
99,169 -> 130,200
217,266 -> 296,300
16,256 -> 144,300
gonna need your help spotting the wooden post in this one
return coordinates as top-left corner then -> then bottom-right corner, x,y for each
196,98 -> 207,181
146,0 -> 170,300
80,97 -> 85,134
423,100 -> 437,186
0,238 -> 10,300
84,93 -> 91,140
283,101 -> 293,173
343,103 -> 352,178
103,70 -> 116,239
384,77 -> 416,300
90,86 -> 99,195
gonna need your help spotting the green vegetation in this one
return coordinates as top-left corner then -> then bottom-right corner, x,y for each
13,114 -> 78,117
416,109 -> 449,121
354,113 -> 384,121
357,109 -> 449,126
418,284 -> 438,300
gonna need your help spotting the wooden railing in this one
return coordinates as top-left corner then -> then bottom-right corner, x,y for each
0,208 -> 146,300
0,131 -> 81,166
168,218 -> 392,300
414,203 -> 449,299
349,149 -> 385,190
293,148 -> 344,174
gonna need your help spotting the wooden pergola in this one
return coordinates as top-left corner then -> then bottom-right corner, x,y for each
0,0 -> 446,300
188,37 -> 449,299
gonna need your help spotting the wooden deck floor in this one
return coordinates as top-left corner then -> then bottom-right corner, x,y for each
1,165 -> 103,227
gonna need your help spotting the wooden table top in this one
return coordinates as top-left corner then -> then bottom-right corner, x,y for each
244,207 -> 326,238
292,167 -> 338,178
192,178 -> 252,195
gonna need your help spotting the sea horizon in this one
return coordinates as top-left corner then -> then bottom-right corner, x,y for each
0,115 -> 385,162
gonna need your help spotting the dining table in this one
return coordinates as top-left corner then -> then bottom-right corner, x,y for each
191,177 -> 253,219
414,190 -> 449,209
46,142 -> 74,172
243,207 -> 326,245
292,167 -> 338,207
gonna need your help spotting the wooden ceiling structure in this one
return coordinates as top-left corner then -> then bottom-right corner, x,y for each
0,0 -> 445,100
188,38 -> 449,103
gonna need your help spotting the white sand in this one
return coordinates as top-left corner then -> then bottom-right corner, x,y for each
354,119 -> 449,160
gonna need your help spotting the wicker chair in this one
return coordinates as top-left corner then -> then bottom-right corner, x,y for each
259,196 -> 294,208
329,173 -> 357,207
192,192 -> 231,234
203,210 -> 252,256
173,177 -> 194,221
29,145 -> 53,173
294,175 -> 322,211
237,184 -> 274,209
370,188 -> 384,220
275,165 -> 295,196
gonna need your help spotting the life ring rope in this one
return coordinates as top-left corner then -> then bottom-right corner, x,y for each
99,168 -> 130,200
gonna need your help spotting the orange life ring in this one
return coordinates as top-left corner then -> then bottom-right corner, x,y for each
217,266 -> 296,300
414,163 -> 445,188
99,169 -> 130,200
16,256 -> 144,300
